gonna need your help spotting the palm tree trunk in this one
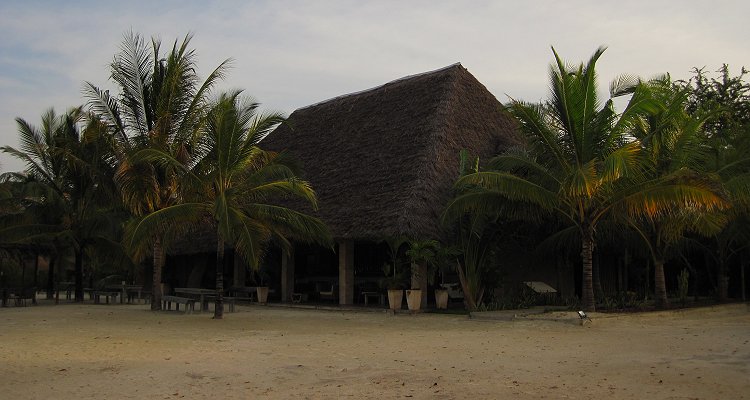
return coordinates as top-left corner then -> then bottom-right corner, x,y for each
214,236 -> 225,319
581,226 -> 595,311
741,257 -> 746,302
654,258 -> 669,308
151,237 -> 164,310
644,259 -> 650,300
33,253 -> 39,288
74,248 -> 84,302
46,256 -> 56,300
456,261 -> 482,310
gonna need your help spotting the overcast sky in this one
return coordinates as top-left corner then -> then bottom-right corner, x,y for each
1,0 -> 747,172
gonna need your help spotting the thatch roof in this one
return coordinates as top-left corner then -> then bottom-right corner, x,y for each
261,63 -> 520,241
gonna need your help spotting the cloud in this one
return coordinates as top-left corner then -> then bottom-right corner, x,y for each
1,0 -> 748,172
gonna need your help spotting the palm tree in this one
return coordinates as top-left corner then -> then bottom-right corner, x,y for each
442,150 -> 504,310
445,47 -> 725,311
84,32 -> 230,309
126,91 -> 331,318
1,108 -> 122,301
627,76 -> 727,307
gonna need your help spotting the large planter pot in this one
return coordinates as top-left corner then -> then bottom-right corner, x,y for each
256,286 -> 269,305
387,289 -> 403,310
406,289 -> 422,311
435,289 -> 449,310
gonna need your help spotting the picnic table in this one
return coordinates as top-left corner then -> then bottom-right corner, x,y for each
1,287 -> 37,307
360,291 -> 384,306
105,284 -> 146,304
174,288 -> 216,312
228,286 -> 258,302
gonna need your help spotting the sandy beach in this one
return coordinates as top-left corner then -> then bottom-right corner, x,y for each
0,301 -> 748,399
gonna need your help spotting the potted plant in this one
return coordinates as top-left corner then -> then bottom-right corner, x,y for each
254,266 -> 271,305
433,245 -> 459,310
405,239 -> 438,312
380,237 -> 408,310
381,262 -> 406,310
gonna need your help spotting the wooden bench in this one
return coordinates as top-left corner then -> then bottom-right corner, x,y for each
8,287 -> 37,306
224,297 -> 236,312
203,296 -> 237,312
93,291 -> 119,304
162,295 -> 196,313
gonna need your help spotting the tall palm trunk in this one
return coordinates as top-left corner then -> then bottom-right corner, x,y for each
581,225 -> 596,311
214,236 -> 225,319
46,256 -> 56,299
741,257 -> 747,302
74,248 -> 84,302
151,237 -> 164,310
654,258 -> 669,308
456,261 -> 481,310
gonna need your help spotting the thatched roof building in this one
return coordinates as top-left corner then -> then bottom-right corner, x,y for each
165,64 -> 522,304
262,63 -> 520,241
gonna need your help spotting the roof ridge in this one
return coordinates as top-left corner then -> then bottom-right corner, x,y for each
297,63 -> 463,111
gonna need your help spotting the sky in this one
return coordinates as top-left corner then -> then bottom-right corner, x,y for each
0,0 -> 748,172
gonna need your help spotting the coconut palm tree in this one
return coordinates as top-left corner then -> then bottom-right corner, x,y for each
84,32 -> 230,309
1,108 -> 122,301
125,91 -> 331,318
627,76 -> 727,307
445,47 -> 725,311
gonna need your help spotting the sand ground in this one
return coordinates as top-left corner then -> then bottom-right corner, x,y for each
0,301 -> 748,399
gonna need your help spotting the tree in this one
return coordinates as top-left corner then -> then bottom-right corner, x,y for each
627,76 -> 727,308
405,238 -> 438,305
125,91 -> 331,318
681,65 -> 750,301
442,150 -> 503,311
445,47 -> 725,311
85,32 -> 230,309
1,108 -> 123,301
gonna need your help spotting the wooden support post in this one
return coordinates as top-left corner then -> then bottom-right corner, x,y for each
338,240 -> 354,305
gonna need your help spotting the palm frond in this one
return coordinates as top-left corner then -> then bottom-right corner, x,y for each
244,203 -> 332,247
123,202 -> 210,259
455,171 -> 558,210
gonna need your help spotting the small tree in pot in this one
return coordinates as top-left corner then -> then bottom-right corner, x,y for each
253,265 -> 271,305
405,239 -> 438,311
433,244 -> 460,309
380,237 -> 407,310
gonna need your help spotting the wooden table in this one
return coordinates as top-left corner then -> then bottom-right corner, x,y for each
174,288 -> 216,312
228,286 -> 258,302
360,291 -> 384,306
105,284 -> 145,304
